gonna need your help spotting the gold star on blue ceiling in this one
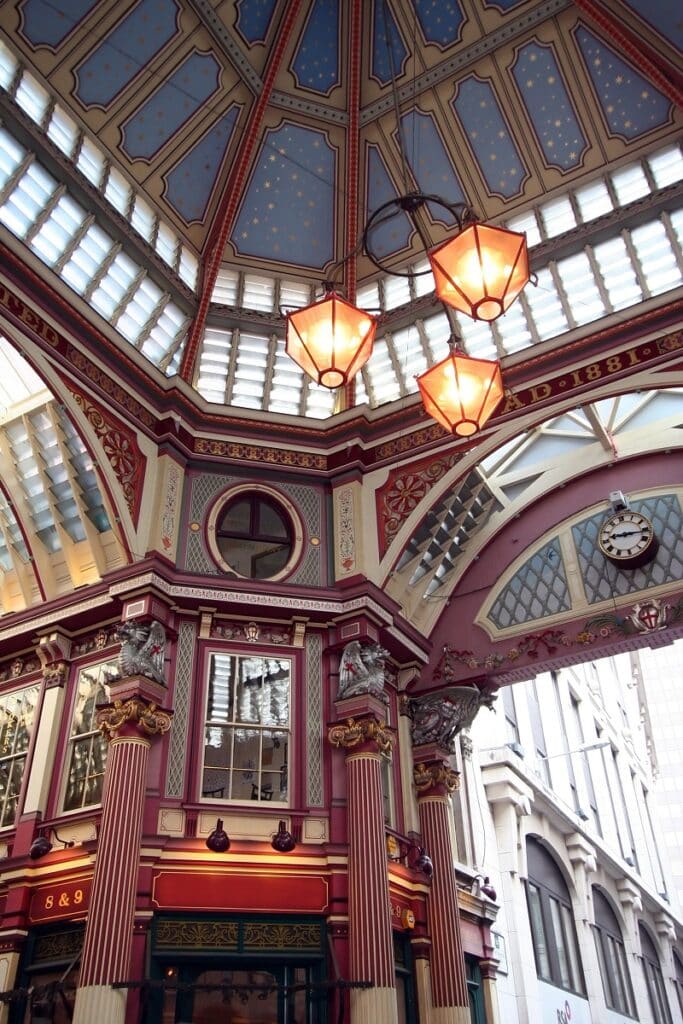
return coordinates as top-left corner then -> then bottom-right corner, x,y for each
231,123 -> 335,270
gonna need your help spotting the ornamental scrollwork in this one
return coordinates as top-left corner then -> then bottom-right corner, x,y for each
42,661 -> 68,688
328,717 -> 393,755
413,762 -> 460,794
98,697 -> 172,740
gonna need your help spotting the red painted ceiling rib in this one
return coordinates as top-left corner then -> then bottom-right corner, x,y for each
573,0 -> 683,107
180,0 -> 303,383
342,0 -> 364,411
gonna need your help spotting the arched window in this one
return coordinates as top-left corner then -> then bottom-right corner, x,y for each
525,838 -> 585,994
639,924 -> 673,1024
674,951 -> 683,1017
592,887 -> 636,1016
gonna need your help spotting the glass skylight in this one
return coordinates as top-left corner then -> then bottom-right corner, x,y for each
0,41 -> 199,291
0,128 -> 189,375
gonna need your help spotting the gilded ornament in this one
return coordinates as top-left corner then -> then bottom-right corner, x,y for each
98,696 -> 172,739
413,761 -> 460,794
42,661 -> 67,687
328,717 -> 393,754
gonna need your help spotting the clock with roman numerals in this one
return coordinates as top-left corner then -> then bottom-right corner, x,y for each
598,509 -> 658,569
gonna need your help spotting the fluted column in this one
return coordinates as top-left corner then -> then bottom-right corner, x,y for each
414,757 -> 470,1024
329,712 -> 398,1024
72,679 -> 172,1024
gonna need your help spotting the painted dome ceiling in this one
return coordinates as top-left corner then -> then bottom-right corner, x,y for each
0,0 -> 680,418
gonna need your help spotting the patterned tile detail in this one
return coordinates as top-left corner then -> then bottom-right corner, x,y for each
371,0 -> 408,85
452,76 -> 527,199
18,0 -> 99,49
511,40 -> 588,171
415,0 -> 464,47
166,620 -> 196,798
365,143 -> 413,259
487,537 -> 570,628
400,110 -> 466,223
164,106 -> 240,223
306,632 -> 324,807
572,495 -> 683,605
573,26 -> 673,140
235,0 -> 278,45
230,123 -> 336,270
120,51 -> 222,162
291,0 -> 340,95
74,0 -> 181,109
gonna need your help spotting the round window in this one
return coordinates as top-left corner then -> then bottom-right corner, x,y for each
208,489 -> 300,581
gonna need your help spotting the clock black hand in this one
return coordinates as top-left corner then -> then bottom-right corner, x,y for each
611,529 -> 646,539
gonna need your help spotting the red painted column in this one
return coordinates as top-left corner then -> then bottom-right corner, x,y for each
413,755 -> 470,1024
72,678 -> 172,1024
329,709 -> 399,1024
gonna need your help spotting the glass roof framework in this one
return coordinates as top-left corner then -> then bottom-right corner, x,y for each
0,30 -> 679,418
201,144 -> 683,418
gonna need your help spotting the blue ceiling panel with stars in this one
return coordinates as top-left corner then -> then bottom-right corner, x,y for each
365,143 -> 414,259
235,0 -> 279,47
120,52 -> 222,162
511,41 -> 589,172
414,0 -> 465,48
164,106 -> 240,224
482,0 -> 529,10
371,0 -> 409,86
622,0 -> 683,53
291,0 -> 340,95
399,110 -> 467,224
452,76 -> 527,200
574,26 -> 673,141
74,0 -> 181,109
230,123 -> 336,270
18,0 -> 100,49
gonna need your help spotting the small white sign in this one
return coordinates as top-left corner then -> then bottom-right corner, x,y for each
538,981 -> 593,1024
491,930 -> 508,974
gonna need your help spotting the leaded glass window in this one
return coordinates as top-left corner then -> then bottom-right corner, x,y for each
202,654 -> 290,803
63,661 -> 116,811
0,683 -> 39,826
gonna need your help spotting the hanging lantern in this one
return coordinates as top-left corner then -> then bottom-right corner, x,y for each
285,292 -> 377,389
417,347 -> 503,437
429,223 -> 529,322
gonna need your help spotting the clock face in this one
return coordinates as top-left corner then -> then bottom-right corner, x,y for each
598,510 -> 658,568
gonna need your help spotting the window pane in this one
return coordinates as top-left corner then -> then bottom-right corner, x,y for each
0,684 -> 39,826
527,884 -> 551,980
202,655 -> 290,804
64,662 -> 114,811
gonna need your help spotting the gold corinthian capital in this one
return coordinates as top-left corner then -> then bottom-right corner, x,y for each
97,696 -> 173,740
413,761 -> 460,794
328,716 -> 393,754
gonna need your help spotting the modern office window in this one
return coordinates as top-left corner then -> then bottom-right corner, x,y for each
0,683 -> 40,826
569,694 -> 602,835
639,924 -> 673,1024
202,653 -> 290,803
525,838 -> 585,994
674,951 -> 683,1017
592,887 -> 636,1016
502,685 -> 520,746
527,680 -> 550,784
63,661 -> 115,811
